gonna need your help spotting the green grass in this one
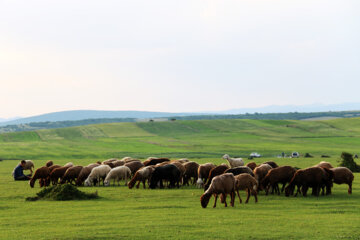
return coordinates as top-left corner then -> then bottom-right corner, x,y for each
1,118 -> 360,239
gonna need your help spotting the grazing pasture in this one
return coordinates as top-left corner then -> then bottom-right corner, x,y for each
0,118 -> 360,239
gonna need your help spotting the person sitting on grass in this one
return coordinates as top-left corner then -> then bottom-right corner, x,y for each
13,160 -> 32,181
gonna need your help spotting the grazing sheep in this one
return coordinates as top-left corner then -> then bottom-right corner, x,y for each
128,166 -> 155,189
125,161 -> 145,175
64,162 -> 74,168
29,167 -> 50,188
196,163 -> 216,188
85,165 -> 111,186
314,161 -> 334,169
222,154 -> 244,168
200,173 -> 236,208
234,173 -> 258,204
144,158 -> 170,166
50,166 -> 72,185
149,164 -> 181,189
12,160 -> 35,177
204,164 -> 230,191
103,162 -> 115,168
225,166 -> 254,177
285,167 -> 333,197
183,161 -> 200,186
261,166 -> 297,195
246,162 -> 257,170
45,160 -> 53,167
60,166 -> 83,184
113,160 -> 125,167
330,167 -> 354,194
76,163 -> 100,186
170,162 -> 186,183
254,164 -> 272,190
104,166 -> 132,186
262,161 -> 279,169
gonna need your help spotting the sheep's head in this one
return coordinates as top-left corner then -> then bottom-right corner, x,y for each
29,179 -> 35,188
200,193 -> 210,208
84,178 -> 92,187
104,180 -> 110,187
222,154 -> 229,160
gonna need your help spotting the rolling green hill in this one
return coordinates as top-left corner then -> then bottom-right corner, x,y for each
1,118 -> 360,160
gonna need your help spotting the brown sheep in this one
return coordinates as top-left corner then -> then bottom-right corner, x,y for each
103,162 -> 115,168
246,162 -> 257,170
262,161 -> 279,169
144,158 -> 170,166
330,167 -> 354,194
196,163 -> 216,188
50,166 -> 72,185
45,160 -> 53,167
254,164 -> 272,190
285,167 -> 333,197
234,173 -> 258,204
29,167 -> 50,188
60,166 -> 83,184
76,163 -> 100,186
204,164 -> 230,191
182,161 -> 200,186
128,166 -> 155,189
200,173 -> 236,208
125,161 -> 145,175
314,161 -> 334,169
113,160 -> 125,167
261,166 -> 297,195
170,162 -> 186,184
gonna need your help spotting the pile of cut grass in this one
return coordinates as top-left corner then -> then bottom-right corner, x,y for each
26,184 -> 99,201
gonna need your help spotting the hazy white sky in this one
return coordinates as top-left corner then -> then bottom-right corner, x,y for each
1,0 -> 359,118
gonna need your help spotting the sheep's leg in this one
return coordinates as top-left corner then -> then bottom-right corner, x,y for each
142,180 -> 146,189
230,191 -> 235,207
252,190 -> 258,203
265,185 -> 269,195
213,194 -> 218,208
245,189 -> 250,203
276,184 -> 280,195
223,194 -> 227,207
302,186 -> 308,197
348,183 -> 352,194
136,181 -> 141,189
281,183 -> 286,193
236,190 -> 242,204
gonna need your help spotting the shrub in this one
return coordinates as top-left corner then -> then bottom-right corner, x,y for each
339,152 -> 360,172
304,153 -> 313,158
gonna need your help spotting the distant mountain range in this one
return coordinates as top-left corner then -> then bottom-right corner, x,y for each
1,102 -> 360,127
0,110 -> 203,126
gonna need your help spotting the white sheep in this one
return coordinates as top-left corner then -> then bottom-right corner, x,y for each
12,160 -> 35,176
104,166 -> 131,186
85,165 -> 111,186
222,154 -> 244,168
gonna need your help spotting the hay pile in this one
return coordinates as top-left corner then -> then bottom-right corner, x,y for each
26,184 -> 99,201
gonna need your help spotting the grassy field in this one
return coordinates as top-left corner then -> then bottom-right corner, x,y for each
0,118 -> 360,239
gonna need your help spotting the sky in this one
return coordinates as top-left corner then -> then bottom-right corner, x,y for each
1,0 -> 359,118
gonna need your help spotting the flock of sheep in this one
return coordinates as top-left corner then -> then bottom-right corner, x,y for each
20,154 -> 354,208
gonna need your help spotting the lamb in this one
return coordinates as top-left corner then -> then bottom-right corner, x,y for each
204,164 -> 230,191
60,166 -> 83,184
45,160 -> 53,167
50,166 -> 72,185
85,165 -> 111,186
200,173 -> 236,208
12,160 -> 35,176
222,154 -> 244,168
246,162 -> 257,170
104,166 -> 132,186
262,161 -> 279,169
125,161 -> 145,175
234,173 -> 258,204
128,166 -> 155,189
261,166 -> 297,195
330,167 -> 354,194
76,163 -> 100,186
253,164 -> 272,190
196,163 -> 216,188
225,166 -> 254,177
182,161 -> 200,186
29,167 -> 50,188
314,161 -> 334,169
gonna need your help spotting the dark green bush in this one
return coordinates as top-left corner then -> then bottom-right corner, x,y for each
339,152 -> 360,172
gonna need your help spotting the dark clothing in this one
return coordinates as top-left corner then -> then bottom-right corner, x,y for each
13,164 -> 29,180
14,174 -> 31,181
